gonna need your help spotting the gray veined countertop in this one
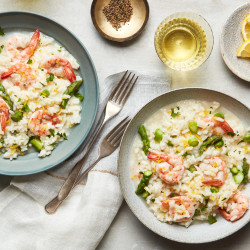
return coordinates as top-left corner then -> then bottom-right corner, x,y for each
0,0 -> 249,249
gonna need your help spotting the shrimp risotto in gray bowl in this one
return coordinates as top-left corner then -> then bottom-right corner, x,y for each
118,88 -> 250,243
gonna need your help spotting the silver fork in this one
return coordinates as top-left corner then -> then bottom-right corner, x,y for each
45,71 -> 138,214
45,117 -> 130,213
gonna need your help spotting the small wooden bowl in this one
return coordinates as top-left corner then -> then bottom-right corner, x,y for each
91,0 -> 149,42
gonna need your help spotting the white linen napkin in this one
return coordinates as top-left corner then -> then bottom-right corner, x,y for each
0,71 -> 170,250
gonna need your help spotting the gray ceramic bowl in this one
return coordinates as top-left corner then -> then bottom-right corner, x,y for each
0,12 -> 99,175
118,88 -> 250,243
220,3 -> 250,82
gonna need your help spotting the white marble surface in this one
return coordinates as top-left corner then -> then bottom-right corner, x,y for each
0,0 -> 250,249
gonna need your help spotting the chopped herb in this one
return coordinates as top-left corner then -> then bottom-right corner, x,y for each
57,132 -> 68,140
138,162 -> 141,165
194,209 -> 201,216
21,103 -> 30,112
188,165 -> 197,173
222,198 -> 227,201
151,199 -> 155,202
167,140 -> 174,147
40,82 -> 45,87
40,89 -> 50,97
227,132 -> 236,137
201,207 -> 207,212
46,73 -> 54,82
0,44 -> 4,53
58,49 -> 61,52
18,98 -> 21,102
139,171 -> 143,174
74,92 -> 84,102
171,108 -> 180,118
208,215 -> 217,224
169,193 -> 178,197
182,152 -> 191,157
27,59 -> 32,64
0,138 -> 4,144
49,129 -> 55,136
0,26 -> 5,36
177,106 -> 180,110
41,69 -> 44,71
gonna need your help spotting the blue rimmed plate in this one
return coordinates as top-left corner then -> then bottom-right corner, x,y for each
0,11 -> 99,175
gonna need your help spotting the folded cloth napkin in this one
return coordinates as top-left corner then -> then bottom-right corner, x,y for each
0,71 -> 170,250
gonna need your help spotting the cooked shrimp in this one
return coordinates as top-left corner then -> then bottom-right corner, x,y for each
201,157 -> 227,187
7,29 -> 40,62
161,196 -> 195,222
203,116 -> 234,135
1,63 -> 36,89
0,97 -> 9,132
148,152 -> 184,184
219,193 -> 249,222
28,110 -> 60,136
41,55 -> 76,83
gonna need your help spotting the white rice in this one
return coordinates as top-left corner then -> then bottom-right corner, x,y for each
130,100 -> 250,227
0,31 -> 82,159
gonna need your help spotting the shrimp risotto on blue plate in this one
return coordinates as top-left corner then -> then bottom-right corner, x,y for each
0,29 -> 83,159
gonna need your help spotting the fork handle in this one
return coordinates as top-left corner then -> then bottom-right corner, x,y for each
45,156 -> 101,214
57,121 -> 105,201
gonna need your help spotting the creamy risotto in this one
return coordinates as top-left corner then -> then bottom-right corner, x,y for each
0,29 -> 83,159
131,100 -> 250,227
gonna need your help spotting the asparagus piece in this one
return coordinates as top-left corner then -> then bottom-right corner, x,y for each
199,135 -> 222,155
11,111 -> 23,122
135,170 -> 153,195
242,158 -> 249,183
30,138 -> 43,151
0,82 -> 13,110
154,128 -> 163,142
138,125 -> 150,155
61,80 -> 83,109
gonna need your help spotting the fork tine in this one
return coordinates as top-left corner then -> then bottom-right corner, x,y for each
105,116 -> 129,141
120,76 -> 138,106
112,72 -> 132,102
115,73 -> 134,104
109,70 -> 128,100
110,119 -> 130,145
113,134 -> 123,147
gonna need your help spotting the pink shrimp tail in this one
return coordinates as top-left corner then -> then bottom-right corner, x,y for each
202,179 -> 223,187
63,65 -> 76,83
221,120 -> 234,133
27,29 -> 40,58
1,68 -> 13,79
219,208 -> 232,221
